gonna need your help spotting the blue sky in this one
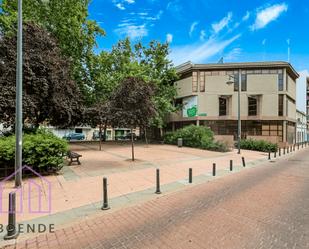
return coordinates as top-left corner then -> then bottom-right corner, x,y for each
89,0 -> 309,111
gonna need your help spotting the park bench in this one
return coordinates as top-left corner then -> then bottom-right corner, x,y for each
67,151 -> 82,166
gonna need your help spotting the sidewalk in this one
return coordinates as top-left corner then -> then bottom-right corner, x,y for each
2,146 -> 308,249
0,144 -> 273,243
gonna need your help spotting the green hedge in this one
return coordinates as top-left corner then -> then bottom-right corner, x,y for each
239,139 -> 278,152
0,129 -> 68,172
164,125 -> 229,152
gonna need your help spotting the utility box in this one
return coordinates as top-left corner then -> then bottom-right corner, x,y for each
177,138 -> 183,147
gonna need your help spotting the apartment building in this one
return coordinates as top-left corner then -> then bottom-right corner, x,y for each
307,77 -> 309,141
167,61 -> 299,146
296,110 -> 307,143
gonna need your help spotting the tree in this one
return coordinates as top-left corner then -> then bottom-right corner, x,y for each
109,77 -> 157,161
88,38 -> 178,139
0,0 -> 105,98
0,23 -> 82,127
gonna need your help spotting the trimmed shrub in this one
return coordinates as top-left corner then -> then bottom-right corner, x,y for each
163,125 -> 229,152
0,129 -> 68,173
239,139 -> 278,152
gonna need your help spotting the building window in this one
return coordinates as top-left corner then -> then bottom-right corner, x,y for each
278,95 -> 284,116
234,73 -> 239,91
192,71 -> 198,92
248,97 -> 257,116
200,71 -> 205,92
241,74 -> 247,91
278,73 -> 284,91
219,98 -> 227,116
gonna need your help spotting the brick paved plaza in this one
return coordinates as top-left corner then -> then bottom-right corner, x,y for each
1,143 -> 308,249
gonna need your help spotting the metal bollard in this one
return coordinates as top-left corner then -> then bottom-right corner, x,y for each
268,152 -> 271,160
274,151 -> 277,158
293,145 -> 295,151
4,192 -> 19,240
189,168 -> 192,183
283,147 -> 286,155
298,143 -> 300,150
212,163 -> 216,176
101,177 -> 110,210
230,160 -> 233,171
242,157 -> 246,167
287,147 -> 289,153
155,169 -> 161,194
279,148 -> 281,157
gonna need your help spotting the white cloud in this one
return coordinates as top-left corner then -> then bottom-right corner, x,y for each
225,48 -> 242,61
124,0 -> 135,4
212,12 -> 233,34
242,11 -> 250,21
262,39 -> 267,45
200,30 -> 206,41
189,21 -> 199,37
169,34 -> 241,65
166,33 -> 173,43
115,22 -> 148,39
116,3 -> 125,10
251,3 -> 288,30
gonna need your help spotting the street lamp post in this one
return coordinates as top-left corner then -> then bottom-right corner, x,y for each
227,69 -> 241,154
15,0 -> 23,187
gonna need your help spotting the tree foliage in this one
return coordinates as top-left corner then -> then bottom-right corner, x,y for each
88,38 -> 178,128
0,23 -> 82,127
109,77 -> 157,129
0,0 -> 105,97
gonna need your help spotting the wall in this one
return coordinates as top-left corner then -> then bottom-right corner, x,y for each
175,77 -> 193,98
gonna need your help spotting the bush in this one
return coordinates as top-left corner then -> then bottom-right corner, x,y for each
0,129 -> 68,173
163,125 -> 229,152
239,139 -> 278,152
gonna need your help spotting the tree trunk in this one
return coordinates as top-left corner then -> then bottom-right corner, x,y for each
99,123 -> 102,151
131,128 -> 135,161
103,122 -> 107,142
144,127 -> 148,147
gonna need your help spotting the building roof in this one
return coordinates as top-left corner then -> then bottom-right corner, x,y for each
176,61 -> 299,79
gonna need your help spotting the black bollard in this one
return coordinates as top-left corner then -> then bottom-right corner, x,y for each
287,146 -> 289,153
101,177 -> 110,210
242,157 -> 246,167
268,152 -> 271,160
284,147 -> 286,155
155,169 -> 161,194
274,151 -> 277,158
189,168 -> 193,183
212,163 -> 216,176
298,143 -> 300,150
230,160 -> 233,171
279,148 -> 281,157
4,192 -> 19,240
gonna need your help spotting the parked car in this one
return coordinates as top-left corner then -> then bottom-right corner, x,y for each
123,133 -> 138,141
63,133 -> 85,141
92,131 -> 106,141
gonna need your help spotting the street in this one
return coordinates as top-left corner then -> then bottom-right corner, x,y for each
4,148 -> 309,249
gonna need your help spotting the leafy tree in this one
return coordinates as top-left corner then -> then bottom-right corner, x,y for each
109,77 -> 157,160
88,38 -> 178,139
0,0 -> 105,97
0,23 -> 82,128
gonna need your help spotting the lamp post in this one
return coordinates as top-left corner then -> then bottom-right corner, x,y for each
226,69 -> 241,154
15,0 -> 23,187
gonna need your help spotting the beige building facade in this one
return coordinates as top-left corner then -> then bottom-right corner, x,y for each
167,61 -> 299,147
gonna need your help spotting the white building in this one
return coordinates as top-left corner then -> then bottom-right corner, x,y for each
296,110 -> 307,143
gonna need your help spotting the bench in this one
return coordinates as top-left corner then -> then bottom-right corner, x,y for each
67,151 -> 82,166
